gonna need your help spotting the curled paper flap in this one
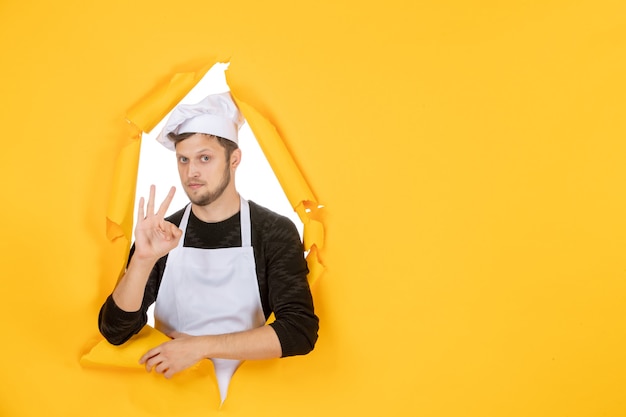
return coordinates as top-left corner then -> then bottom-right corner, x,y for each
80,326 -> 170,369
106,129 -> 142,242
231,93 -> 326,282
230,94 -> 317,207
126,63 -> 215,133
295,202 -> 325,252
306,246 -> 324,287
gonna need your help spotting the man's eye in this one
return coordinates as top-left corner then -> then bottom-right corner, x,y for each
179,156 -> 188,163
201,155 -> 210,162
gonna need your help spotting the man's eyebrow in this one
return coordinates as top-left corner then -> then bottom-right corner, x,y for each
176,148 -> 214,157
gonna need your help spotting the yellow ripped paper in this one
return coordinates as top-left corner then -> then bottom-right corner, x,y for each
231,93 -> 326,282
126,64 -> 214,134
106,128 -> 141,241
80,326 -> 170,369
84,63 -> 325,376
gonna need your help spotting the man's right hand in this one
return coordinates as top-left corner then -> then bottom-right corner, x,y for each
133,185 -> 182,262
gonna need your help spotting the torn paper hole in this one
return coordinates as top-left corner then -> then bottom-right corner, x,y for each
134,62 -> 306,404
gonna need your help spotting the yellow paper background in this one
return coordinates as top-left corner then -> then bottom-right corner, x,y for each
1,1 -> 625,416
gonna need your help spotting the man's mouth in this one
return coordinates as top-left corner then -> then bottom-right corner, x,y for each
187,183 -> 204,190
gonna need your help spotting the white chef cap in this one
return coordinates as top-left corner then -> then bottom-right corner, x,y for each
156,92 -> 244,151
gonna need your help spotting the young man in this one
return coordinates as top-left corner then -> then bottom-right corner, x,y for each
98,92 -> 318,399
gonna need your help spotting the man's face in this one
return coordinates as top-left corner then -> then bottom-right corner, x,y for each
175,133 -> 233,206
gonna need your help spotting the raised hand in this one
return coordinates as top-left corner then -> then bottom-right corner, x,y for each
133,185 -> 182,262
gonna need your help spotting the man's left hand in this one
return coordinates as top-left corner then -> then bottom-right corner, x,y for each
139,332 -> 207,378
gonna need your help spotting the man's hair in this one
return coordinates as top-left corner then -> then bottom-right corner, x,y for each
167,132 -> 239,160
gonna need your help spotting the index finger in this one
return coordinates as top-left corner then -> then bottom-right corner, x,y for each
139,346 -> 159,365
156,186 -> 176,217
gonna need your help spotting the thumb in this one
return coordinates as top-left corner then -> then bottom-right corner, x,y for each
162,222 -> 182,241
172,224 -> 183,239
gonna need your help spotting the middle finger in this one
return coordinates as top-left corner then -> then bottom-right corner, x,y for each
156,186 -> 176,218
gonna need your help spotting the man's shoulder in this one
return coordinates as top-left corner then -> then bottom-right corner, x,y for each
248,200 -> 298,233
249,200 -> 280,218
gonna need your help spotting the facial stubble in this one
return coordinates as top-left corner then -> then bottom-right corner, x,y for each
185,163 -> 232,207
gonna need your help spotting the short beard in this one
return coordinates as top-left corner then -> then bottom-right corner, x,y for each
186,164 -> 231,207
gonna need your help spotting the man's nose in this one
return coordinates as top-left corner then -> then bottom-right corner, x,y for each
187,161 -> 200,177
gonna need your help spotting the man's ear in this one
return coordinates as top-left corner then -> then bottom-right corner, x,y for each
230,148 -> 242,169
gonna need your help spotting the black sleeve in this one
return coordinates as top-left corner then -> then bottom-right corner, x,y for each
97,246 -> 167,345
263,215 -> 319,357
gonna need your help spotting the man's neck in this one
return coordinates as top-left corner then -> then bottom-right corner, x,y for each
191,189 -> 241,223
